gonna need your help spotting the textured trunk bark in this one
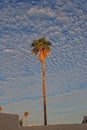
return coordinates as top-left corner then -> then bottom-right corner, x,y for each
42,60 -> 47,126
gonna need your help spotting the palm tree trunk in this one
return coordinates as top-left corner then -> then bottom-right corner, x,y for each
42,60 -> 47,126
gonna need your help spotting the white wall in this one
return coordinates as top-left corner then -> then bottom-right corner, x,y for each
0,113 -> 19,130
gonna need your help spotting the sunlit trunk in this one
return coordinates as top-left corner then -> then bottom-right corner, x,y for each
42,60 -> 47,125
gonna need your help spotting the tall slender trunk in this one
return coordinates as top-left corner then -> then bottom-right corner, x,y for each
42,60 -> 47,126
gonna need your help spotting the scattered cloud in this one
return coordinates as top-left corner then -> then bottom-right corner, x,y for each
0,0 -> 87,125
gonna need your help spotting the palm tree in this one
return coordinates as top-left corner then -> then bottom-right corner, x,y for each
24,112 -> 29,126
31,37 -> 51,125
0,106 -> 2,112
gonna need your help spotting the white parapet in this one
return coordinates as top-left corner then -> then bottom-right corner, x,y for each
0,112 -> 19,130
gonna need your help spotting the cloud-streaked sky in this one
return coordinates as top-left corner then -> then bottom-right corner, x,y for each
0,0 -> 87,125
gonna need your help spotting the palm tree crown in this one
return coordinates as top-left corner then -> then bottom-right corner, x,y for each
31,37 -> 51,63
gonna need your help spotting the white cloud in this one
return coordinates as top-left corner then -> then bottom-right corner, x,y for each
3,49 -> 15,54
27,7 -> 56,17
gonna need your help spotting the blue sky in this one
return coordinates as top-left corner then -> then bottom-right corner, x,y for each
0,0 -> 87,125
